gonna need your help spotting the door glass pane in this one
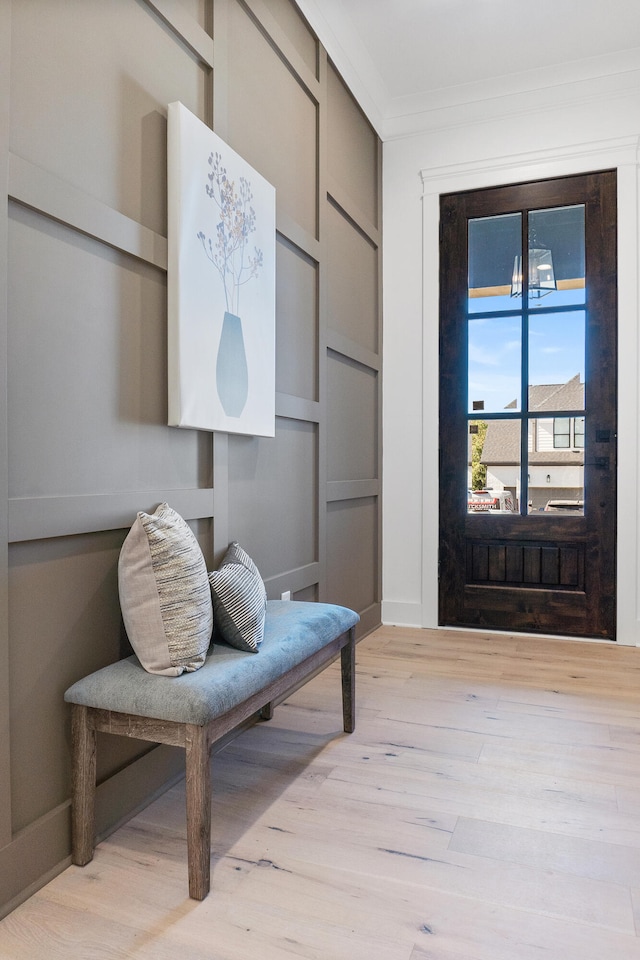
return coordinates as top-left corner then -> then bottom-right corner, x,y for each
468,315 -> 521,413
527,417 -> 585,515
468,417 -> 520,513
468,213 -> 521,314
466,204 -> 588,519
526,206 -> 585,308
528,311 -> 585,411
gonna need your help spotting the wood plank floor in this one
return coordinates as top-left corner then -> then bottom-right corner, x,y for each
2,625 -> 640,959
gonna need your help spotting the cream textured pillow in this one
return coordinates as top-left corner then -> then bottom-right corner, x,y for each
208,541 -> 267,652
118,503 -> 213,676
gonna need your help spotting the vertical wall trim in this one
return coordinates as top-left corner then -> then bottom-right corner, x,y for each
0,0 -> 12,849
212,0 -> 228,134
420,188 -> 438,631
615,157 -> 640,645
375,135 -> 383,607
316,47 -> 328,599
212,0 -> 230,558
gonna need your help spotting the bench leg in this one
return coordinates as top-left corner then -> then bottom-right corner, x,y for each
341,626 -> 356,733
71,704 -> 97,866
185,724 -> 211,900
260,702 -> 275,721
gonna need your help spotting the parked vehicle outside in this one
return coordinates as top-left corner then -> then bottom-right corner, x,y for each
467,489 -> 516,514
543,499 -> 584,515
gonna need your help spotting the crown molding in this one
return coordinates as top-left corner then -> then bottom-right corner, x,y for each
295,1 -> 640,143
387,60 -> 640,141
386,47 -> 640,138
295,0 -> 388,136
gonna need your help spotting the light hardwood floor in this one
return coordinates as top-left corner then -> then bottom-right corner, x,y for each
2,625 -> 640,959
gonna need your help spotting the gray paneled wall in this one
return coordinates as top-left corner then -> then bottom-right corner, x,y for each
0,0 -> 381,916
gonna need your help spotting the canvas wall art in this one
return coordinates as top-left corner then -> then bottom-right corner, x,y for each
167,101 -> 276,435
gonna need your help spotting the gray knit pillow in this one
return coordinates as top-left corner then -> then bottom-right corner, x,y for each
118,503 -> 213,676
208,542 -> 267,652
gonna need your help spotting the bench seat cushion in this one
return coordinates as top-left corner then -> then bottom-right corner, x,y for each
64,600 -> 359,726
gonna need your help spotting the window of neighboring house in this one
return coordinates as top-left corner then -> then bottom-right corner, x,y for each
554,417 -> 570,448
553,416 -> 584,449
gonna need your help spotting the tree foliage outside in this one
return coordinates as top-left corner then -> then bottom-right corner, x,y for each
471,420 -> 488,489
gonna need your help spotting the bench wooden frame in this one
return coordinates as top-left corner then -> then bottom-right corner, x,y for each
70,626 -> 356,900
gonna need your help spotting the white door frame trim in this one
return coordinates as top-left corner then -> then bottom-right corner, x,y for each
420,135 -> 640,644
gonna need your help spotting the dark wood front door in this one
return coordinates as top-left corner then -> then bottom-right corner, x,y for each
439,171 -> 617,639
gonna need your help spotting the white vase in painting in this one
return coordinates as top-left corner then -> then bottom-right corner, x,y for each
216,311 -> 248,417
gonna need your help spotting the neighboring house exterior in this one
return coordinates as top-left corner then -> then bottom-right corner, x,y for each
472,374 -> 584,511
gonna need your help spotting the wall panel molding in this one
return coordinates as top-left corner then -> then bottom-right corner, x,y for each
8,154 -> 168,270
276,217 -> 320,262
0,740 -> 185,920
326,479 -> 379,502
375,134 -> 383,608
0,802 -> 71,920
0,0 -> 12,849
316,44 -> 329,601
327,331 -> 380,372
8,489 -> 216,543
327,175 -> 380,248
358,601 -> 382,638
324,55 -> 382,615
240,0 -> 320,102
142,0 -> 215,66
275,393 -> 320,423
264,562 -> 320,598
0,0 -> 382,918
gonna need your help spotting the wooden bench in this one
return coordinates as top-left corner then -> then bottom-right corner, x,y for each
64,599 -> 359,900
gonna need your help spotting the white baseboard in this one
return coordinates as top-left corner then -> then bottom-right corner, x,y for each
381,601 -> 423,628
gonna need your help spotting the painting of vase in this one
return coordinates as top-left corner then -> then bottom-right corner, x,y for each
216,311 -> 248,416
167,101 -> 276,436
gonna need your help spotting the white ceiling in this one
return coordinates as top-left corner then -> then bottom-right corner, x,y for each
296,0 -> 640,139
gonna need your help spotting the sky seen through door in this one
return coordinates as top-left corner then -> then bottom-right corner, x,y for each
467,205 -> 586,414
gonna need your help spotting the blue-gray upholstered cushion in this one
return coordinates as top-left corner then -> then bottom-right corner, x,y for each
64,600 -> 359,726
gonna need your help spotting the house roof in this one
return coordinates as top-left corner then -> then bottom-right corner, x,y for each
528,374 -> 584,412
476,375 -> 584,466
480,419 -> 520,465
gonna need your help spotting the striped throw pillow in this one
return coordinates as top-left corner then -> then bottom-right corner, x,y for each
208,542 -> 267,652
118,503 -> 213,676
